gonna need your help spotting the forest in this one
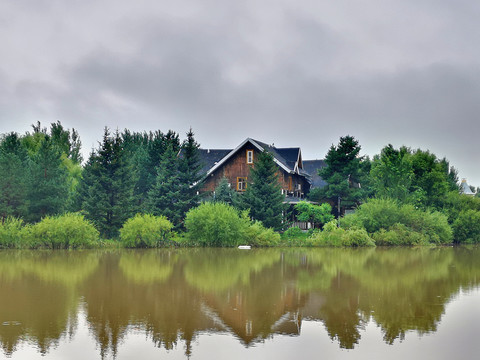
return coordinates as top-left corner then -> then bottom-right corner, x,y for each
0,122 -> 479,248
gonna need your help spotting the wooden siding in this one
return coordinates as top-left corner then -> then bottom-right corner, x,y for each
200,143 -> 310,196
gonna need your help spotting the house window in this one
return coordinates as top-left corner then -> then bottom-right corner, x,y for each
237,177 -> 247,191
246,150 -> 254,164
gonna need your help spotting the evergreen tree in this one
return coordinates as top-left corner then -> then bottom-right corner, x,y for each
318,135 -> 366,215
147,142 -> 182,225
26,136 -> 69,222
79,128 -> 135,238
241,151 -> 285,230
0,133 -> 29,222
213,176 -> 237,205
177,129 -> 203,219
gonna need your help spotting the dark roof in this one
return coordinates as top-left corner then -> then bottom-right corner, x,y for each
302,160 -> 327,188
198,149 -> 231,174
252,139 -> 300,172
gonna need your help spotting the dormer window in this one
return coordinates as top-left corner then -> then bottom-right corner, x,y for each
246,150 -> 254,164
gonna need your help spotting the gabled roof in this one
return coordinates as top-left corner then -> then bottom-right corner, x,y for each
253,139 -> 302,172
201,138 -> 299,177
302,160 -> 328,188
198,149 -> 232,174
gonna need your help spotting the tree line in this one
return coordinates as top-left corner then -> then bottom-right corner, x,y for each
1,123 -> 479,243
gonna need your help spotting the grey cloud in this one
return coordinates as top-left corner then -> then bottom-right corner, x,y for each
0,0 -> 479,185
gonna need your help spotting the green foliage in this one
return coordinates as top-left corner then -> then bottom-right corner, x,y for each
0,217 -> 26,249
370,144 -> 413,202
283,226 -> 304,238
78,128 -> 135,238
294,201 -> 334,228
147,142 -> 183,225
245,221 -> 281,247
280,226 -> 315,247
26,136 -> 69,222
185,202 -> 248,247
119,214 -> 174,248
176,128 -> 203,220
241,151 -> 285,230
309,220 -> 375,247
342,198 -> 453,245
0,133 -> 29,221
213,176 -> 238,205
318,136 -> 367,213
184,202 -> 279,247
29,213 -> 99,249
372,224 -> 430,246
440,191 -> 480,223
409,150 -> 458,208
452,210 -> 480,244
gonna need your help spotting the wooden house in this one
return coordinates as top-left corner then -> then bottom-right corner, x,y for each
198,138 -> 324,201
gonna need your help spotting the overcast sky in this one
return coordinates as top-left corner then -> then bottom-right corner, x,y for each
1,0 -> 479,185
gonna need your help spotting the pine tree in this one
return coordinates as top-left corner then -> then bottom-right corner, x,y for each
241,151 -> 285,230
318,135 -> 366,215
147,142 -> 182,225
177,129 -> 203,220
26,136 -> 69,222
213,176 -> 237,205
0,133 -> 29,222
79,128 -> 135,238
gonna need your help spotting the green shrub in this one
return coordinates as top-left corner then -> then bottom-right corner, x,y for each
452,210 -> 480,244
343,198 -> 452,245
309,220 -> 375,247
120,214 -> 174,248
184,203 -> 280,247
294,201 -> 334,228
372,224 -> 429,246
185,202 -> 249,247
342,228 -> 376,247
246,221 -> 281,247
0,217 -> 26,248
283,226 -> 304,238
30,213 -> 99,249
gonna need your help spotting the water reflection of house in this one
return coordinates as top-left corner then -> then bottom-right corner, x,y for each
200,283 -> 307,345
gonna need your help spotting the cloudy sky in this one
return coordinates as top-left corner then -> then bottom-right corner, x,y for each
1,0 -> 479,185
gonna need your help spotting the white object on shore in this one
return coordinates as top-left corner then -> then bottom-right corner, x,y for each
238,245 -> 251,250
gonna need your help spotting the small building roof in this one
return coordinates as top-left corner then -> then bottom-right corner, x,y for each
460,179 -> 475,196
302,160 -> 328,189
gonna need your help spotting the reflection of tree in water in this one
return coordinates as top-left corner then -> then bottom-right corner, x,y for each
292,247 -> 480,348
82,250 -> 219,359
183,249 -> 280,292
316,274 -> 364,349
0,250 -> 100,356
2,247 -> 480,357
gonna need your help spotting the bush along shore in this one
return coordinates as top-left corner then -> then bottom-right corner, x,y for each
0,198 -> 478,249
1,125 -> 480,248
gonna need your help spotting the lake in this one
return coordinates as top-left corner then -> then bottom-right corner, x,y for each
0,247 -> 479,359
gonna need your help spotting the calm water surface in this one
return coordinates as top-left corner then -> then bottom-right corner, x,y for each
0,247 -> 479,359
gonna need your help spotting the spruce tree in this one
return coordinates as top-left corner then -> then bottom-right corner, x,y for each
177,129 -> 203,219
26,136 -> 69,222
79,128 -> 135,238
147,142 -> 182,225
241,151 -> 285,230
318,135 -> 366,215
0,133 -> 29,222
214,176 -> 237,206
